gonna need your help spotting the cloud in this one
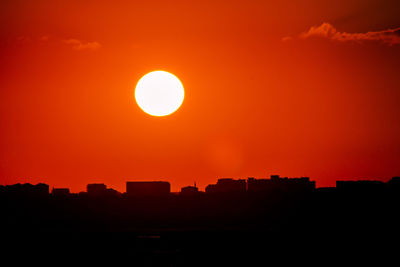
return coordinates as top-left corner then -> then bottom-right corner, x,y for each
281,36 -> 293,42
286,23 -> 400,46
63,39 -> 102,50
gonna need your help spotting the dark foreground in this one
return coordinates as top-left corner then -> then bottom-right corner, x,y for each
1,188 -> 399,265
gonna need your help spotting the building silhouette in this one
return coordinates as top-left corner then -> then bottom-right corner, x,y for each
248,175 -> 315,193
0,183 -> 49,198
205,178 -> 246,193
126,181 -> 170,196
180,185 -> 200,196
52,187 -> 70,196
87,183 -> 107,196
336,180 -> 386,193
388,177 -> 400,191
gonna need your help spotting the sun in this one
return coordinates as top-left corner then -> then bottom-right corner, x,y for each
135,71 -> 185,116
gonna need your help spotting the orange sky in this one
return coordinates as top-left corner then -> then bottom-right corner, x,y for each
1,0 -> 400,192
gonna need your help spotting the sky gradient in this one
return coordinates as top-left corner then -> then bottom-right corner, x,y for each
1,0 -> 400,192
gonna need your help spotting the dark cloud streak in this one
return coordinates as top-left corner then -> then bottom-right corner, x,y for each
285,22 -> 400,46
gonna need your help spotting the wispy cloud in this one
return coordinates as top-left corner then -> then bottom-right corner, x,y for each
63,39 -> 102,50
285,23 -> 400,46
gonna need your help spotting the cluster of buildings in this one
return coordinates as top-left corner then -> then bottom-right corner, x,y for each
51,183 -> 121,197
205,175 -> 315,194
1,175 -> 399,198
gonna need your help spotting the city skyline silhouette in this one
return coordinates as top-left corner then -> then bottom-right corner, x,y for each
1,174 -> 399,265
3,174 -> 399,195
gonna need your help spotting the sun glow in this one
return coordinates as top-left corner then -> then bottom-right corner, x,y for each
135,71 -> 184,116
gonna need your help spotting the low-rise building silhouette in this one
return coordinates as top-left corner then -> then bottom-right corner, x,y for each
247,177 -> 270,192
180,185 -> 199,196
336,180 -> 386,193
87,183 -> 107,196
205,184 -> 217,194
388,177 -> 400,189
35,183 -> 50,196
248,175 -> 316,193
105,188 -> 121,197
0,183 -> 49,197
126,181 -> 170,196
205,178 -> 246,193
52,188 -> 70,196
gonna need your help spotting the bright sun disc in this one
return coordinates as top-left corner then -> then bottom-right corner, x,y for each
135,71 -> 184,116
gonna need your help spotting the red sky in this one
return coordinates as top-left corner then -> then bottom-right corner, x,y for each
1,0 -> 400,192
